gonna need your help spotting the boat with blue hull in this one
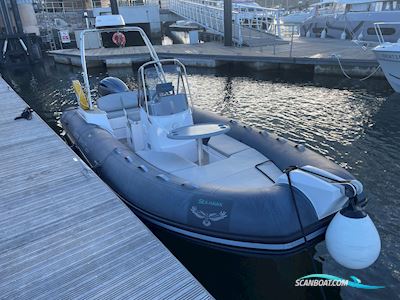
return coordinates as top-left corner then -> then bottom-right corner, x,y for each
61,15 -> 381,268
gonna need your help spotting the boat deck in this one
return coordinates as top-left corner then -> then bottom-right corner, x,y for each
0,78 -> 212,299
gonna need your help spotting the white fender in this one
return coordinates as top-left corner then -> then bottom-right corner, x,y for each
326,212 -> 381,269
321,29 -> 327,39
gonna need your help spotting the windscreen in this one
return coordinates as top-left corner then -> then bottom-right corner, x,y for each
139,61 -> 191,116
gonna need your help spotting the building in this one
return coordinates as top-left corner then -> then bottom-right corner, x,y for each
0,0 -> 42,65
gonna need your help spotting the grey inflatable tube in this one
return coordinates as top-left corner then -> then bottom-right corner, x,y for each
61,107 -> 364,252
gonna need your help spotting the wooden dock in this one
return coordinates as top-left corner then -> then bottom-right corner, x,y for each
49,37 -> 381,77
0,78 -> 212,300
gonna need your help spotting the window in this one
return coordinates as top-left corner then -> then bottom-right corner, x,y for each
370,1 -> 384,11
334,3 -> 346,13
318,3 -> 334,14
349,3 -> 370,11
383,1 -> 393,10
367,27 -> 396,35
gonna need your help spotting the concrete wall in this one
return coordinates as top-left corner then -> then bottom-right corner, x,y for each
92,5 -> 161,39
36,10 -> 86,32
17,0 -> 40,35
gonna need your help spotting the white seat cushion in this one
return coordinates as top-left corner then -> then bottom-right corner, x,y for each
97,92 -> 140,138
172,148 -> 270,186
137,150 -> 197,173
208,134 -> 250,156
256,160 -> 283,183
212,168 -> 275,189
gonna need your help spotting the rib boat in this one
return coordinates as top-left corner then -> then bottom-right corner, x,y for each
61,15 -> 380,267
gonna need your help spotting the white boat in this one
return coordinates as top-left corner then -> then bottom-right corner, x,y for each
299,0 -> 400,42
283,1 -> 336,25
282,10 -> 313,25
373,22 -> 400,92
169,20 -> 202,31
169,20 -> 202,44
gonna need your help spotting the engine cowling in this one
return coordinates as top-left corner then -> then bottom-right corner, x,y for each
98,77 -> 129,96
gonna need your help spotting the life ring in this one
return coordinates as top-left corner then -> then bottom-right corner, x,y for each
112,32 -> 126,47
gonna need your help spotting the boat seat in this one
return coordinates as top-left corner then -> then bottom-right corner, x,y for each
172,148 -> 273,187
256,160 -> 283,183
97,91 -> 140,121
136,150 -> 197,173
208,134 -> 250,157
148,93 -> 188,116
97,91 -> 140,139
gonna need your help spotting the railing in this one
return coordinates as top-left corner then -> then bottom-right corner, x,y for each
38,0 -> 87,13
232,3 -> 282,37
169,0 -> 241,44
374,22 -> 400,44
91,0 -> 163,8
168,0 -> 282,46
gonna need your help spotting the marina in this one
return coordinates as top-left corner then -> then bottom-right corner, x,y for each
1,0 -> 399,299
60,20 -> 381,258
0,77 -> 212,299
3,51 -> 399,300
2,52 -> 399,300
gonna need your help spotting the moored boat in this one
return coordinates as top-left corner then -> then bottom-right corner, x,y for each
61,15 -> 381,268
373,22 -> 400,93
299,0 -> 400,42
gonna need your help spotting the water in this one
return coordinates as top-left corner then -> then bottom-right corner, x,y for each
2,58 -> 399,299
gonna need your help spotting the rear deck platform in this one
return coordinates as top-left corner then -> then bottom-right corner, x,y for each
0,77 -> 212,299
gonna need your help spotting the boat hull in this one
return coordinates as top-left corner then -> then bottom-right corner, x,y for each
373,45 -> 400,93
123,198 -> 331,255
61,107 -> 361,253
300,12 -> 400,42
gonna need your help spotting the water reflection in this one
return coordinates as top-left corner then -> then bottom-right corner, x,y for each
148,223 -> 340,300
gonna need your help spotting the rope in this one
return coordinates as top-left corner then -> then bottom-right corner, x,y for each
332,53 -> 381,81
283,166 -> 361,300
284,166 -> 327,300
360,64 -> 382,81
332,54 -> 351,79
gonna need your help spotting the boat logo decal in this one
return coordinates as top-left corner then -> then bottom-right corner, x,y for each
190,206 -> 228,227
197,198 -> 223,207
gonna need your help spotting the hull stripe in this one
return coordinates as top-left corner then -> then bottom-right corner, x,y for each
147,216 -> 327,251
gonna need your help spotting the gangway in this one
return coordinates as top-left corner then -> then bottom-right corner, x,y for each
168,0 -> 286,46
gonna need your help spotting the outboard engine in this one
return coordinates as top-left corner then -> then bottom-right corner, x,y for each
98,77 -> 129,96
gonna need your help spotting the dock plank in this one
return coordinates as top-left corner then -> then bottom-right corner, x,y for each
0,77 -> 213,300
